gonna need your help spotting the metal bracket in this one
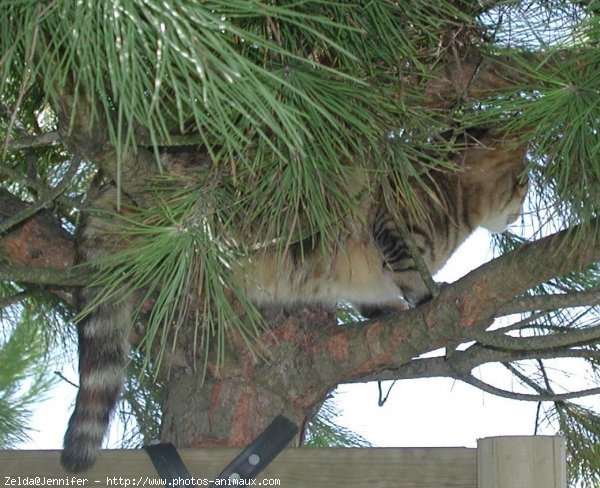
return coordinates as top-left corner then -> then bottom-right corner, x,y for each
145,443 -> 192,485
145,415 -> 299,486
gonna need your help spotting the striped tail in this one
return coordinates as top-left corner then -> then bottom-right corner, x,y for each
61,291 -> 133,472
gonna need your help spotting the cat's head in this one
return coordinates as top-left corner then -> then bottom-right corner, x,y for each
460,128 -> 529,233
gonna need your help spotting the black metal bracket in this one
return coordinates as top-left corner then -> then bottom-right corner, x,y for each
208,415 -> 298,486
145,415 -> 299,486
145,443 -> 192,485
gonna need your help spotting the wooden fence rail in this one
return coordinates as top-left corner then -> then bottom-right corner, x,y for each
0,436 -> 565,487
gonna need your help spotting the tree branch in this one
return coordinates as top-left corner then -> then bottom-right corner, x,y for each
471,325 -> 600,351
0,165 -> 80,208
497,289 -> 600,317
4,131 -> 61,151
0,263 -> 87,286
0,189 -> 75,270
459,375 -> 600,402
313,218 -> 600,387
342,343 -> 600,384
0,157 -> 80,235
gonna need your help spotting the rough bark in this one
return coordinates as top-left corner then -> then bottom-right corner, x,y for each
0,188 -> 75,270
160,308 -> 336,447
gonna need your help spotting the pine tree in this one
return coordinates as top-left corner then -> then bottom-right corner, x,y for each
1,1 -> 598,485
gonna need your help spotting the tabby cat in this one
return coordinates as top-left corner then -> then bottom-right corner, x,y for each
61,128 -> 528,472
238,128 -> 528,311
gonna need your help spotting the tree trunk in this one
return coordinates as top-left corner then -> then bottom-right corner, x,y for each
160,307 -> 336,448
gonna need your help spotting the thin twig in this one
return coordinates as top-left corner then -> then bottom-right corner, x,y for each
381,179 -> 440,299
503,362 -> 549,395
54,371 -> 78,388
497,288 -> 600,316
0,157 -> 80,235
345,347 -> 600,384
0,290 -> 34,309
0,164 -> 80,208
4,130 -> 61,151
459,374 -> 600,402
0,263 -> 87,287
377,380 -> 397,406
534,401 -> 542,434
471,325 -> 600,351
491,310 -> 548,334
538,360 -> 558,407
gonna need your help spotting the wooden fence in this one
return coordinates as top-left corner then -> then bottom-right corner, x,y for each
1,436 -> 565,487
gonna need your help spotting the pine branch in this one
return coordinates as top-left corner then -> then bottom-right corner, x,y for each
0,263 -> 87,286
458,375 -> 600,402
498,289 -> 600,316
313,217 -> 600,386
0,290 -> 34,309
0,2 -> 46,159
0,164 -> 80,208
470,325 -> 600,351
341,344 -> 600,384
3,131 -> 60,151
503,362 -> 550,396
489,310 -> 549,334
420,55 -> 534,108
0,157 -> 80,235
381,178 -> 439,299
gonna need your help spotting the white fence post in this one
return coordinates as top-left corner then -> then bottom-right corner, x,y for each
477,436 -> 566,488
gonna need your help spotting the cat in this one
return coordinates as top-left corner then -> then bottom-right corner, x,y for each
60,127 -> 528,472
237,128 -> 528,312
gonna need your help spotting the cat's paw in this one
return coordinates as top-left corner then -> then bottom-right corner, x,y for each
358,300 -> 409,319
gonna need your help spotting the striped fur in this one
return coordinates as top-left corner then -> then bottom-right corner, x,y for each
238,128 -> 529,311
62,191 -> 135,473
61,127 -> 528,472
370,129 -> 529,307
